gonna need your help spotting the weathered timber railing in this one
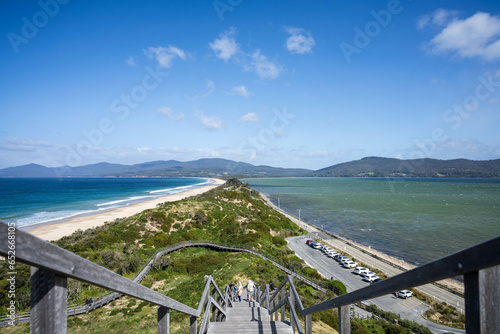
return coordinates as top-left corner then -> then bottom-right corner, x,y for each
0,221 -> 236,334
256,236 -> 500,334
0,238 -> 327,327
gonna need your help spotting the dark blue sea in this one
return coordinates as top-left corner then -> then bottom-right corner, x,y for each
0,177 -> 209,228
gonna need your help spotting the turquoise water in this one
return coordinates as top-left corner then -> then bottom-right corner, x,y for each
245,178 -> 500,265
0,177 -> 208,228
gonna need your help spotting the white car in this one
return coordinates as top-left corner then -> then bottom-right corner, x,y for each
340,258 -> 351,265
327,251 -> 338,258
363,273 -> 378,282
361,271 -> 376,278
353,267 -> 369,275
343,260 -> 358,268
397,290 -> 413,299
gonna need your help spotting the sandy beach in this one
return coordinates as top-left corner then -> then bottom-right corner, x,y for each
27,178 -> 225,241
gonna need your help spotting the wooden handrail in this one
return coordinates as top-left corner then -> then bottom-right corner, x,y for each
2,219 -> 498,333
258,235 -> 500,334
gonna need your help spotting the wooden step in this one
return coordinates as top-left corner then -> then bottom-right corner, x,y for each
207,299 -> 293,334
207,321 -> 293,334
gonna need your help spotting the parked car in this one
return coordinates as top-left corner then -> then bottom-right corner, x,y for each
305,239 -> 312,245
363,273 -> 378,282
340,257 -> 351,265
371,278 -> 383,284
361,271 -> 376,278
353,267 -> 369,275
397,290 -> 413,299
343,260 -> 358,268
312,243 -> 322,249
326,251 -> 338,258
336,255 -> 349,262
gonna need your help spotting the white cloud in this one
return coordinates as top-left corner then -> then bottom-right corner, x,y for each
125,56 -> 136,66
144,45 -> 186,68
239,112 -> 259,123
249,50 -> 281,79
0,137 -> 51,152
426,12 -> 500,60
157,107 -> 184,121
284,27 -> 315,54
197,111 -> 223,131
209,28 -> 239,61
418,9 -> 459,29
225,85 -> 253,98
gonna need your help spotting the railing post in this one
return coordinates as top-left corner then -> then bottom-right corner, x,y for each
281,286 -> 286,322
157,307 -> 169,334
479,265 -> 500,333
465,271 -> 480,333
305,314 -> 312,334
212,285 -> 217,322
30,266 -> 67,334
289,276 -> 295,333
270,293 -> 275,321
338,305 -> 350,334
190,315 -> 197,334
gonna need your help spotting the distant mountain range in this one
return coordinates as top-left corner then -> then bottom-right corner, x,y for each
311,157 -> 500,178
1,157 -> 499,178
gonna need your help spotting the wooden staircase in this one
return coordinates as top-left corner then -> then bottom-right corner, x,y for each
207,299 -> 293,334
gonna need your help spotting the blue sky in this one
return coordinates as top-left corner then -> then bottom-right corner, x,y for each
1,0 -> 500,170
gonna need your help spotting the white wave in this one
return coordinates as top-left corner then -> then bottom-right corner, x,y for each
148,185 -> 192,194
15,210 -> 95,228
96,196 -> 154,207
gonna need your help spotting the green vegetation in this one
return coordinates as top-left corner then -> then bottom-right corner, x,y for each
0,179 -> 429,333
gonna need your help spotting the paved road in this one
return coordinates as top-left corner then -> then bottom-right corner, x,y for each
261,199 -> 465,333
287,235 -> 464,334
272,202 -> 465,309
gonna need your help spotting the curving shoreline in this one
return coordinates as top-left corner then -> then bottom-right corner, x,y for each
27,178 -> 225,241
259,192 -> 465,294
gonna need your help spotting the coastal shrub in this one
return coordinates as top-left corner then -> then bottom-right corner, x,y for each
326,280 -> 347,295
302,267 -> 322,280
272,235 -> 286,246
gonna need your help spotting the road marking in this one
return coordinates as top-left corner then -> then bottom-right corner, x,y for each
398,298 -> 422,310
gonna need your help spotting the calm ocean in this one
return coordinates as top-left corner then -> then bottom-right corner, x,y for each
0,177 -> 209,228
245,178 -> 500,266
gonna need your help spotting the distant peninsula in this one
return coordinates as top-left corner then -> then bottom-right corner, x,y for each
0,157 -> 499,178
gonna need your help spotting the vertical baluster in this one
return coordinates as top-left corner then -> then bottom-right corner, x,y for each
305,314 -> 312,334
281,287 -> 286,322
157,307 -> 169,334
338,305 -> 350,334
30,266 -> 67,334
190,315 -> 197,334
289,276 -> 295,333
212,285 -> 217,322
465,271 -> 480,333
479,265 -> 500,333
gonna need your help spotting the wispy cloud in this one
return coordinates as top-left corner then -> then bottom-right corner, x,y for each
197,111 -> 224,131
249,50 -> 281,79
144,45 -> 186,68
157,107 -> 184,121
125,56 -> 136,66
284,27 -> 315,54
0,137 -> 52,152
239,112 -> 259,123
423,11 -> 500,61
417,9 -> 459,29
225,85 -> 253,98
209,27 -> 240,61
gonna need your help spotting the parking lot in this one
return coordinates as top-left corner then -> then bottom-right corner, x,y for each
287,235 -> 465,334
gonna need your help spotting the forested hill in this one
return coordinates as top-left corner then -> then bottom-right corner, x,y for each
1,157 -> 499,178
312,157 -> 500,178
